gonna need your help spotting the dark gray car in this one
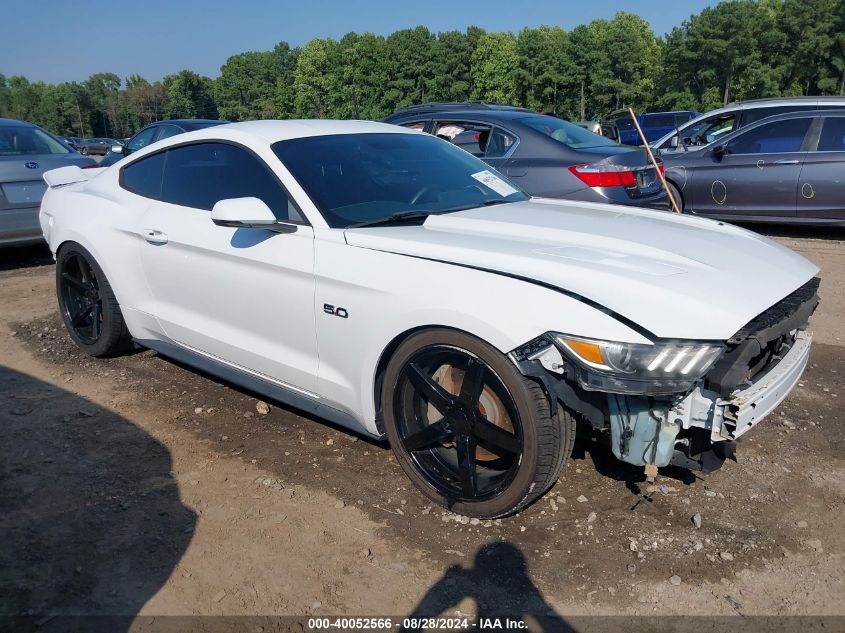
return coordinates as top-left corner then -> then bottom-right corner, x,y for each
384,107 -> 667,208
0,118 -> 97,246
662,110 -> 845,225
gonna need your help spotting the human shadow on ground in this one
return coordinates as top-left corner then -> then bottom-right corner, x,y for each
0,366 -> 196,632
400,541 -> 572,632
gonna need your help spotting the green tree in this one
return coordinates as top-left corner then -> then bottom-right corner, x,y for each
293,38 -> 342,118
382,27 -> 437,112
216,49 -> 282,121
430,28 -> 482,102
471,32 -> 519,103
162,70 -> 217,119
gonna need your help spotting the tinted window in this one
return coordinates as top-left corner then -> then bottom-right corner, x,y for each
817,117 -> 845,151
401,121 -> 427,131
127,126 -> 157,152
739,105 -> 809,127
121,151 -> 166,198
160,142 -> 302,222
272,133 -> 528,228
520,114 -> 619,149
727,118 -> 812,154
155,125 -> 182,141
644,114 -> 675,128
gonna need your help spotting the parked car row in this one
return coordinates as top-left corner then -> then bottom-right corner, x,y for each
4,95 -> 845,249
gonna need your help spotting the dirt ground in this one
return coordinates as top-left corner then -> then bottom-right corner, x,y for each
1,225 -> 844,632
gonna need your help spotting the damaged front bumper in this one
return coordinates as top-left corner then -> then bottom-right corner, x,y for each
672,330 -> 812,443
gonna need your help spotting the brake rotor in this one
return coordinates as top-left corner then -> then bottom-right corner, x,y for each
427,364 -> 514,462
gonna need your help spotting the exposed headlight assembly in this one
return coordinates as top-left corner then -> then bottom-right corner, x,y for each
551,334 -> 725,395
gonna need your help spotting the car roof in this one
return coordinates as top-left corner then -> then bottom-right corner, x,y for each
388,102 -> 531,116
386,109 -> 547,125
0,118 -> 36,127
129,120 -> 417,156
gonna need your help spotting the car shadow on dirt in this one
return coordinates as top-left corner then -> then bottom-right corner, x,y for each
0,365 -> 196,632
401,541 -> 571,632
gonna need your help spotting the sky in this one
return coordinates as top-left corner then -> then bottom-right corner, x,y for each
2,0 -> 719,84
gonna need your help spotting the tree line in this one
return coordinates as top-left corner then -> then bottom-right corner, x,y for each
1,0 -> 842,139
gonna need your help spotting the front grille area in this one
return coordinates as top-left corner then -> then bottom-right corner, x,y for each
705,277 -> 820,396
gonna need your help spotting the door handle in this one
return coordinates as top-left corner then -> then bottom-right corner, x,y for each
773,159 -> 800,165
142,229 -> 168,245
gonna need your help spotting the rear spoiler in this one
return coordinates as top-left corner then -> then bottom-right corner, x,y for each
43,165 -> 93,188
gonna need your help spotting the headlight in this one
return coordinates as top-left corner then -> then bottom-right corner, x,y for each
550,334 -> 725,395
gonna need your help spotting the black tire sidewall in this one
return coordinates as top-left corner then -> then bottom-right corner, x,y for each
666,181 -> 684,213
56,243 -> 126,357
382,328 -> 546,518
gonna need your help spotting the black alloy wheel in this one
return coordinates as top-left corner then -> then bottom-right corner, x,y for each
56,243 -> 131,357
382,329 -> 575,518
396,346 -> 523,502
59,251 -> 103,345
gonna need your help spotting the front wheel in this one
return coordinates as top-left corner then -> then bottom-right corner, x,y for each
56,243 -> 131,357
382,328 -> 575,518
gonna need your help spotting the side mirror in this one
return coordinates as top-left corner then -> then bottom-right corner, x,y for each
111,144 -> 124,154
712,144 -> 727,161
668,134 -> 679,149
211,197 -> 296,233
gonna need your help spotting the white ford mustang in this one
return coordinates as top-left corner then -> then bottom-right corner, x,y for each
40,120 -> 819,518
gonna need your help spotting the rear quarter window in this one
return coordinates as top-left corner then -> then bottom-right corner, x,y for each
121,151 -> 166,199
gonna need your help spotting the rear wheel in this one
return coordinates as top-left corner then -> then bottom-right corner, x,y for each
382,328 -> 574,518
665,180 -> 685,213
56,243 -> 131,357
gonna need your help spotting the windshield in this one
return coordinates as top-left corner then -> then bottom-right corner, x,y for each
518,115 -> 619,149
0,126 -> 70,156
272,133 -> 528,228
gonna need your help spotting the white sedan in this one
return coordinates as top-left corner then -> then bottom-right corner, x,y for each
39,120 -> 819,518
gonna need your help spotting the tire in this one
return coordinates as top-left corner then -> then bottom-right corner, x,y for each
56,242 -> 131,357
381,328 -> 575,518
665,180 -> 684,213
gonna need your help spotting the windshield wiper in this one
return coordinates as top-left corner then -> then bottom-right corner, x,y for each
438,198 -> 515,214
346,210 -> 432,229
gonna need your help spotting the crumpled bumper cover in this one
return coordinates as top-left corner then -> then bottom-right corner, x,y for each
671,331 -> 812,442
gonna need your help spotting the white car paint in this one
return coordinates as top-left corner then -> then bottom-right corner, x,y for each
39,120 -> 819,439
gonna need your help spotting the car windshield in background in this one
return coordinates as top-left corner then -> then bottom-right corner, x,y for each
518,115 -> 619,149
272,133 -> 528,228
0,126 -> 69,156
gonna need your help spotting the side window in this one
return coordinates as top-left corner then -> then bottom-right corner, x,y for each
400,121 -> 427,132
121,151 -> 166,198
154,125 -> 182,142
727,118 -> 812,154
679,113 -> 736,147
159,142 -> 304,222
738,105 -> 807,127
432,121 -> 515,158
817,117 -> 845,151
643,114 -> 675,128
434,121 -> 488,156
483,128 -> 516,158
127,127 -> 157,152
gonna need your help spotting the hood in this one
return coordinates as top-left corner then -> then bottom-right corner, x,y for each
344,199 -> 819,341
